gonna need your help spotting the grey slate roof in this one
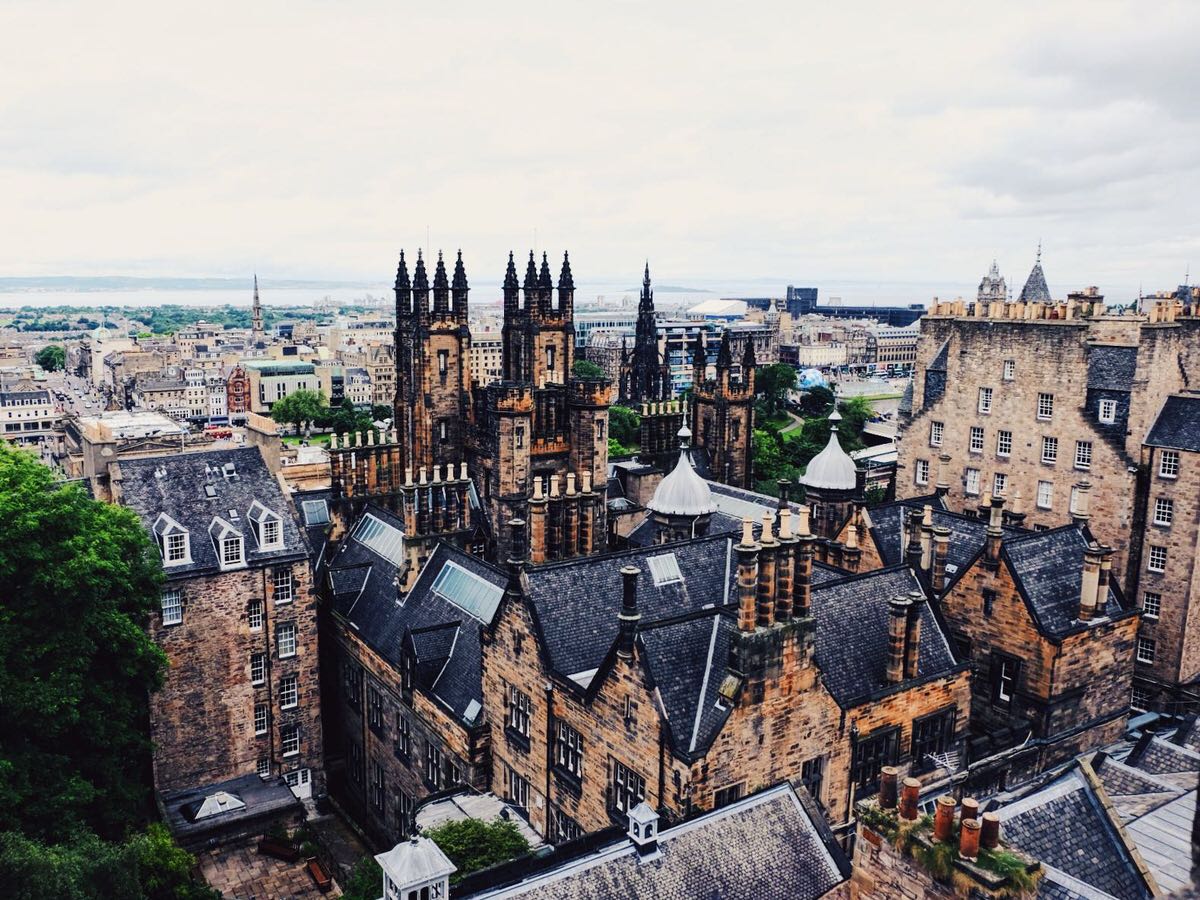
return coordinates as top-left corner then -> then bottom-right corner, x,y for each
1019,259 -> 1052,303
811,567 -> 958,706
328,512 -> 506,726
1123,790 -> 1195,894
1145,395 -> 1200,452
118,447 -> 307,577
1086,345 -> 1137,391
1002,526 -> 1126,639
465,782 -> 847,900
995,767 -> 1150,900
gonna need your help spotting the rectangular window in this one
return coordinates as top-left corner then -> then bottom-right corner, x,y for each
425,742 -> 443,789
396,714 -> 412,760
1142,592 -> 1161,619
1131,686 -> 1151,713
965,468 -> 981,496
1148,545 -> 1167,573
250,653 -> 266,685
1099,398 -> 1116,424
507,685 -> 531,738
368,685 -> 384,733
248,599 -> 263,630
929,421 -> 943,447
550,807 -> 583,844
273,568 -> 293,605
1160,450 -> 1180,479
280,674 -> 298,709
800,756 -> 825,805
714,782 -> 745,809
1075,440 -> 1092,470
395,791 -> 414,835
281,725 -> 300,757
915,459 -> 929,485
161,588 -> 183,626
852,728 -> 900,789
1037,481 -> 1053,510
166,532 -> 188,562
991,654 -> 1019,706
1003,359 -> 1015,381
506,765 -> 530,810
1041,436 -> 1058,464
1137,638 -> 1156,664
370,759 -> 385,812
911,708 -> 956,770
222,536 -> 242,566
257,757 -> 271,778
437,349 -> 448,375
611,760 -> 646,815
276,622 -> 297,658
992,472 -> 1007,497
261,518 -> 281,548
978,387 -> 993,414
554,721 -> 584,779
1037,393 -> 1054,420
1153,497 -> 1174,527
969,426 -> 984,453
343,663 -> 363,711
254,703 -> 268,735
996,430 -> 1012,457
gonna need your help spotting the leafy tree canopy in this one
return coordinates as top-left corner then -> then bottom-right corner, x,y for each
34,344 -> 66,371
371,404 -> 393,423
424,818 -> 531,885
572,359 -> 605,379
608,405 -> 641,448
270,389 -> 328,435
0,443 -> 166,842
755,363 -> 797,418
797,384 -> 835,418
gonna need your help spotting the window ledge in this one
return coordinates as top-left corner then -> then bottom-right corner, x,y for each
553,768 -> 583,796
505,727 -> 531,754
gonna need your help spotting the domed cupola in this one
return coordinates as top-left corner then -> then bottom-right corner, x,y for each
647,418 -> 717,542
798,409 -> 861,537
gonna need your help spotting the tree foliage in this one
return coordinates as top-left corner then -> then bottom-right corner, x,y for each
754,363 -> 797,418
0,443 -> 166,842
424,818 -> 531,885
316,397 -> 376,438
797,384 -> 835,418
572,358 -> 605,379
339,855 -> 383,900
34,344 -> 66,371
270,389 -> 328,435
608,405 -> 641,448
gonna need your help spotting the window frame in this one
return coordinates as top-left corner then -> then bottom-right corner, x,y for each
1147,545 -> 1167,573
1136,637 -> 1156,665
991,653 -> 1020,706
910,707 -> 957,773
1036,481 -> 1053,510
279,674 -> 299,710
964,468 -> 981,496
250,653 -> 266,686
281,724 -> 300,757
1098,398 -> 1116,424
1074,440 -> 1092,470
553,720 -> 584,782
276,622 -> 297,658
1041,435 -> 1058,465
1153,497 -> 1174,527
929,421 -> 943,447
1142,592 -> 1161,620
969,426 -> 985,453
996,430 -> 1012,457
851,726 -> 900,790
254,703 -> 269,736
978,387 -> 993,414
161,588 -> 183,626
248,599 -> 264,630
273,568 -> 294,604
1159,450 -> 1180,479
1037,393 -> 1054,420
610,759 -> 646,816
915,458 -> 929,486
1003,359 -> 1015,381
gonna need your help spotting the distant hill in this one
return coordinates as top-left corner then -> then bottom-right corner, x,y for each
624,285 -> 712,293
0,276 -> 373,292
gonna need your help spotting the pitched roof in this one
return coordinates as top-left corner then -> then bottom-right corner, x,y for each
1086,345 -> 1138,392
462,783 -> 848,900
1144,395 -> 1200,452
1002,526 -> 1127,638
811,567 -> 959,707
1018,258 -> 1052,304
118,447 -> 307,577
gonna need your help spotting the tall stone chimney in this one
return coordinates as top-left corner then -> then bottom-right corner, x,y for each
1078,544 -> 1103,622
1072,480 -> 1091,527
618,565 -> 641,658
984,495 -> 1005,566
775,508 -> 797,621
919,505 -> 934,571
905,508 -> 923,571
757,513 -> 778,627
887,596 -> 909,684
934,453 -> 952,497
736,518 -> 760,633
931,526 -> 951,594
904,589 -> 925,679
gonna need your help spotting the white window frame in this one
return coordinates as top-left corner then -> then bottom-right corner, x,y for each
965,468 -> 981,496
1142,592 -> 1161,620
915,459 -> 929,485
1136,638 -> 1155,664
992,472 -> 1007,497
277,622 -> 297,658
248,501 -> 284,551
1074,441 -> 1092,470
250,653 -> 266,685
1159,450 -> 1179,479
254,703 -> 269,736
248,599 -> 263,630
1147,545 -> 1167,573
978,387 -> 993,414
969,426 -> 985,453
161,588 -> 183,626
929,421 -> 943,447
996,430 -> 1012,457
281,725 -> 300,757
1131,687 -> 1150,713
1037,393 -> 1054,420
1036,481 -> 1053,510
280,674 -> 299,709
273,568 -> 294,605
1003,359 -> 1015,381
1153,497 -> 1174,527
257,758 -> 271,778
1041,436 -> 1058,465
1098,398 -> 1116,424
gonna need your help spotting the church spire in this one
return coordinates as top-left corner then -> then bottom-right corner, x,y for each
640,261 -> 654,312
558,251 -> 574,291
251,274 -> 263,340
503,251 -> 519,291
394,249 -> 411,291
715,329 -> 733,370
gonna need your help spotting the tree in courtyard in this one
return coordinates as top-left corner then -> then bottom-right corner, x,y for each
572,358 -> 605,379
608,404 -> 641,448
755,363 -> 798,419
33,344 -> 65,372
0,443 -> 167,842
797,384 -> 835,418
424,818 -> 531,885
270,389 -> 328,436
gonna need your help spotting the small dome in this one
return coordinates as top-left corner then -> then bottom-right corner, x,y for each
649,449 -> 717,517
799,425 -> 857,491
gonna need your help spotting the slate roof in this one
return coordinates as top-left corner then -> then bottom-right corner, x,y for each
1002,526 -> 1127,639
626,481 -> 804,547
118,447 -> 308,577
811,567 -> 959,707
1123,790 -> 1195,894
1086,345 -> 1138,391
995,767 -> 1150,900
463,783 -> 848,900
1145,395 -> 1200,452
328,511 -> 506,726
1019,259 -> 1052,303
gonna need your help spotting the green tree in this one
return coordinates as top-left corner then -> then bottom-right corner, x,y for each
608,405 -> 641,448
837,395 -> 874,435
270,389 -> 328,436
371,404 -> 393,422
0,443 -> 167,842
33,344 -> 65,371
339,855 -> 383,900
572,358 -> 605,379
424,818 -> 531,885
752,428 -> 800,495
755,363 -> 797,419
798,384 -> 835,418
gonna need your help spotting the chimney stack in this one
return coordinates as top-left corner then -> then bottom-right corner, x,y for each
1079,543 -> 1103,622
980,812 -> 1001,850
887,596 -> 909,684
905,508 -> 924,571
931,525 -> 951,594
959,818 -> 981,861
618,565 -> 641,658
775,509 -> 796,622
899,777 -> 920,821
919,505 -> 934,571
935,453 -> 951,496
507,518 -> 527,571
1072,480 -> 1091,526
904,589 -> 925,679
737,518 -> 760,633
984,495 -> 1005,565
934,796 -> 957,842
757,513 -> 778,627
879,767 -> 899,809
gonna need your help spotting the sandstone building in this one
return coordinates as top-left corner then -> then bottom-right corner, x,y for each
114,446 -> 324,801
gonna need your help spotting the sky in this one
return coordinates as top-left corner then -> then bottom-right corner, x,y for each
2,1 -> 1199,300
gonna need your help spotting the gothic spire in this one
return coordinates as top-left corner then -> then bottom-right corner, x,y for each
692,330 -> 707,370
394,250 -> 411,291
1018,243 -> 1050,303
715,329 -> 733,370
433,250 -> 449,291
640,261 -> 654,312
523,251 -> 538,290
742,334 -> 757,371
538,251 -> 553,290
452,250 -> 469,291
412,249 -> 429,291
558,251 -> 574,291
503,251 -> 519,291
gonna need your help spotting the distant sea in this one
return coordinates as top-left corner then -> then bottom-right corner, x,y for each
0,278 -> 983,311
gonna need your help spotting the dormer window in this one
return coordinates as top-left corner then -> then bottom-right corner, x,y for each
152,513 -> 192,566
248,501 -> 284,550
209,517 -> 245,569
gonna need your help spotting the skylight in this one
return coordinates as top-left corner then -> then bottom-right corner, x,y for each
302,499 -> 331,526
352,513 -> 405,566
430,561 -> 504,622
647,553 -> 683,586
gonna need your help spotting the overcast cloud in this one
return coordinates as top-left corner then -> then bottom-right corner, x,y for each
2,0 -> 1198,299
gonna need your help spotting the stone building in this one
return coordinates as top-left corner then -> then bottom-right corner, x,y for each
468,327 -> 504,387
226,365 -> 250,423
617,263 -> 671,406
341,342 -> 395,407
0,380 -> 58,442
113,446 -> 324,801
690,330 -> 757,490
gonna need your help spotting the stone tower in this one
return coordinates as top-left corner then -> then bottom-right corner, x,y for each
977,260 -> 1006,304
691,330 -> 756,489
251,274 -> 264,343
620,262 -> 671,404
